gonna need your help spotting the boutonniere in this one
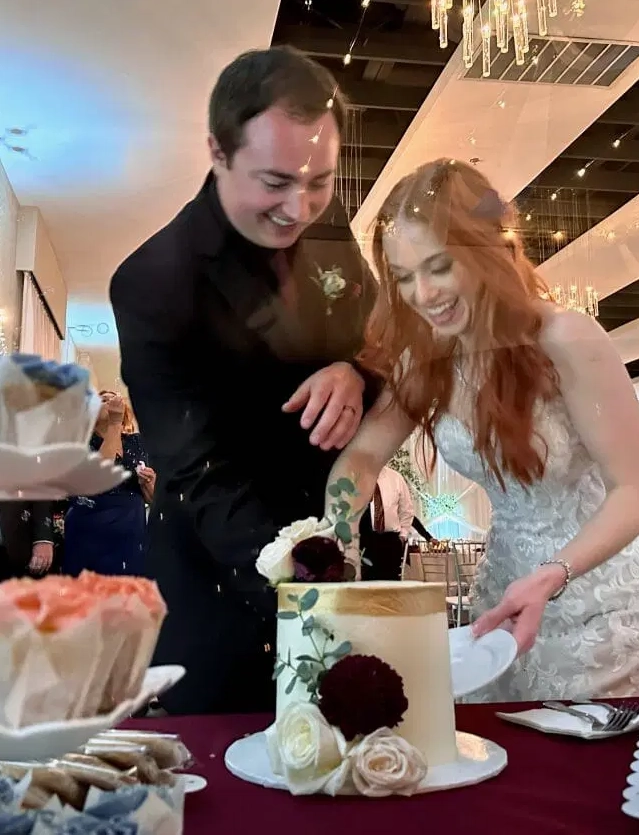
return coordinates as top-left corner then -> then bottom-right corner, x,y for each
311,265 -> 361,315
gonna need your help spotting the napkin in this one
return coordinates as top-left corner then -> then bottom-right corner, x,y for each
496,704 -> 639,739
0,355 -> 101,448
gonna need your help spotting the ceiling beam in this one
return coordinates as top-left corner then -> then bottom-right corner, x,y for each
368,0 -> 433,5
332,71 -> 427,110
562,137 -> 639,164
598,97 -> 639,126
276,24 -> 453,66
338,157 -> 386,180
535,164 -> 639,194
516,195 -> 624,219
626,358 -> 639,379
342,120 -> 404,149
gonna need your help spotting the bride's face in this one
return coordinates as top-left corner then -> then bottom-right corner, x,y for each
383,217 -> 473,338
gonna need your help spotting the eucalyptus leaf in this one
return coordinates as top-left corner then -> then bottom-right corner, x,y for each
299,588 -> 319,611
361,556 -> 373,566
337,500 -> 351,514
272,663 -> 285,680
301,615 -> 316,635
296,661 -> 312,682
277,611 -> 298,620
336,477 -> 356,494
296,654 -> 319,663
285,677 -> 297,695
327,484 -> 341,497
334,521 -> 352,543
287,594 -> 299,603
330,640 -> 352,659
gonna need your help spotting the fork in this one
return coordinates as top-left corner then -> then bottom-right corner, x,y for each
545,700 -> 638,733
573,699 -> 639,732
543,701 -> 607,731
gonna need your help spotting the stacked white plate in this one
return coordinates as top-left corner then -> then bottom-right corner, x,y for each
622,741 -> 639,819
0,444 -> 129,499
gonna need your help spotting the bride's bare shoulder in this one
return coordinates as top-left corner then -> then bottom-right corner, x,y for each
537,302 -> 611,364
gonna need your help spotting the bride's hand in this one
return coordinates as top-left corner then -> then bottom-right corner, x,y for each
471,564 -> 567,654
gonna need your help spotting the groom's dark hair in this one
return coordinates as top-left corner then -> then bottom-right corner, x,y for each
208,45 -> 348,162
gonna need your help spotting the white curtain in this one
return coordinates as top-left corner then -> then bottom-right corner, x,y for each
408,433 -> 491,540
20,272 -> 60,360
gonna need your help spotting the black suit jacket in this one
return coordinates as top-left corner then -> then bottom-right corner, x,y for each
110,174 -> 378,713
0,502 -> 53,581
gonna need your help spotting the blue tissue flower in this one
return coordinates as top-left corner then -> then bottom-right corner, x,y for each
10,354 -> 89,390
41,815 -> 139,835
0,775 -> 16,805
85,786 -> 148,819
0,810 -> 35,834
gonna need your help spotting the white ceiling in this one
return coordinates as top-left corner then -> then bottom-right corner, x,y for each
354,0 -> 639,243
0,0 -> 280,387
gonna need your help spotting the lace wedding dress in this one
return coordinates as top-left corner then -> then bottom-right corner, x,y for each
435,396 -> 639,701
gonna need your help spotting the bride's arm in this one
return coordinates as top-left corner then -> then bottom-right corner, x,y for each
324,387 -> 416,569
540,309 -> 639,582
475,308 -> 639,651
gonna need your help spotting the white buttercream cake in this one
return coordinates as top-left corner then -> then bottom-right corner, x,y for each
275,580 -> 457,767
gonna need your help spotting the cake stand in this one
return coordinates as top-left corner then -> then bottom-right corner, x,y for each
225,730 -> 507,794
0,445 -> 129,499
0,664 -> 185,762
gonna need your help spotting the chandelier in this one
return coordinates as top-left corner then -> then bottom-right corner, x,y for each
432,0 -> 559,77
552,283 -> 599,319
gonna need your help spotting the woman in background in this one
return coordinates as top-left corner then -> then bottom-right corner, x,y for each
63,391 -> 156,576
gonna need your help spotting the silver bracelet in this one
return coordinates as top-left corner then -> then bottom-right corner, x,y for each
539,559 -> 573,600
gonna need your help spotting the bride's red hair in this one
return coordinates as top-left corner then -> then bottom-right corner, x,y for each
361,159 -> 559,489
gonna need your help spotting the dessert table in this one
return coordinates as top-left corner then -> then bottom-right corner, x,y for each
125,703 -> 638,834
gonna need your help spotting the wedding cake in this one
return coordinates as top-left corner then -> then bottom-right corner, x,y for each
275,580 -> 457,768
250,499 -> 461,797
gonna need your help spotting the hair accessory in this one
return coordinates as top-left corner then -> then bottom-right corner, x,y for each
471,188 -> 507,220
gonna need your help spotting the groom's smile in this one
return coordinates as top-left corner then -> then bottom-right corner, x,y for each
210,105 -> 340,249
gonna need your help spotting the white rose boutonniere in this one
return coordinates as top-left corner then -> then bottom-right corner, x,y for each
265,702 -> 348,795
312,265 -> 352,315
347,728 -> 427,797
256,517 -> 334,585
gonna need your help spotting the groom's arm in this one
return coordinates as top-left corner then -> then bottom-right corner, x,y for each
110,254 -> 279,586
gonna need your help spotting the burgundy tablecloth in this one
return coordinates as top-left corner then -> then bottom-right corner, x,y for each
123,704 -> 638,834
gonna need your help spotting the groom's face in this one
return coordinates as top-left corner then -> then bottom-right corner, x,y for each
210,105 -> 340,248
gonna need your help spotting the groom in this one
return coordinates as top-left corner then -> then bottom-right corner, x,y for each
111,46 -> 378,714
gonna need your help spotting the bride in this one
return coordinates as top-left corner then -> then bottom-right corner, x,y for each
326,158 -> 639,701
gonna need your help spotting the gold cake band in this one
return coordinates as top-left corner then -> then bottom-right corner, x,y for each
278,583 -> 447,617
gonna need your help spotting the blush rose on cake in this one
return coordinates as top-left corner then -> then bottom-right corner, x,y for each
0,572 -> 166,728
255,477 -> 457,797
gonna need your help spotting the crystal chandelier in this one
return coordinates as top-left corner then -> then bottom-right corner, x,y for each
552,283 -> 599,319
432,0 -> 559,77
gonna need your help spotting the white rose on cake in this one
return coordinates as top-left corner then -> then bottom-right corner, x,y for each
256,517 -> 334,585
346,728 -> 428,797
265,702 -> 348,795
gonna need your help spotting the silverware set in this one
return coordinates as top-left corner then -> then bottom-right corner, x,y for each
542,700 -> 639,733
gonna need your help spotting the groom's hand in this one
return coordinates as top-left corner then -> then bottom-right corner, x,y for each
282,361 -> 365,451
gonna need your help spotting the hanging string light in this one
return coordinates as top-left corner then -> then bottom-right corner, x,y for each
436,0 -> 561,77
0,310 -> 8,356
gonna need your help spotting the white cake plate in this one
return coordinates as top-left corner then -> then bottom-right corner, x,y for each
225,730 -> 507,794
449,626 -> 517,699
0,664 -> 185,762
0,447 -> 129,500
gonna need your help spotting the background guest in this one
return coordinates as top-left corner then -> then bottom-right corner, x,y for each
62,391 -> 155,577
360,465 -> 414,580
0,501 -> 54,581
